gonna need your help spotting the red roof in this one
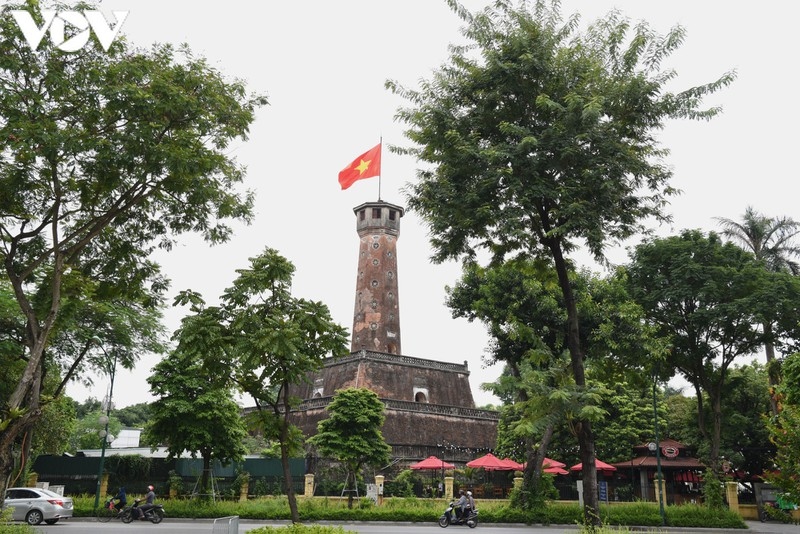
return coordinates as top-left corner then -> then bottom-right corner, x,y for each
612,455 -> 706,470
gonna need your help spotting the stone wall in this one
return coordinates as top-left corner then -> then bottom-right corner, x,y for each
289,397 -> 498,459
288,350 -> 477,407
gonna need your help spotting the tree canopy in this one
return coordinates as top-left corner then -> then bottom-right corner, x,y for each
173,248 -> 349,521
626,229 -> 800,472
388,0 -> 732,520
307,388 -> 391,509
146,339 -> 248,497
0,0 -> 266,500
715,206 -> 800,414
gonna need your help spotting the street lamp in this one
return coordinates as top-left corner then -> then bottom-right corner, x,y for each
92,336 -> 118,509
651,364 -> 666,527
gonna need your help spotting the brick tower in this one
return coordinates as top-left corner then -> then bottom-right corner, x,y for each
285,200 -> 499,463
350,201 -> 404,354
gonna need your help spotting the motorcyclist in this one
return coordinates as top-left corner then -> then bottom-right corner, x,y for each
455,489 -> 467,520
111,486 -> 127,511
466,490 -> 476,516
137,485 -> 156,520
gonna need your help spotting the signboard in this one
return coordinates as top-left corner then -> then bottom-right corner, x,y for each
366,484 -> 378,504
662,446 -> 679,458
598,481 -> 608,503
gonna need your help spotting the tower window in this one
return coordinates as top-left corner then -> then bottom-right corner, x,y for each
359,210 -> 365,221
372,208 -> 381,218
389,210 -> 396,221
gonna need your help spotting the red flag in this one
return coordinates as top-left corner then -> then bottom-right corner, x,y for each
338,143 -> 381,190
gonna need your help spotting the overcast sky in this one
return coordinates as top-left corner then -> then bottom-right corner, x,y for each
61,0 -> 797,409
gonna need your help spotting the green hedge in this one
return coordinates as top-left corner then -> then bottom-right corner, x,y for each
248,526 -> 356,534
70,495 -> 746,529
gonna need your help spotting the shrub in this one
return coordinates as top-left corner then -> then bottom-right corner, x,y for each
67,493 -> 747,528
0,508 -> 34,534
248,526 -> 356,534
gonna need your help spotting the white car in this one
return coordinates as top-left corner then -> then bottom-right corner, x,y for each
3,487 -> 74,525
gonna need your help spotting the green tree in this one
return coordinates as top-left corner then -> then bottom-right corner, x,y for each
626,230 -> 800,474
307,388 -> 391,509
175,248 -> 349,522
593,381 -> 663,464
447,259 -> 586,508
387,0 -> 732,520
448,261 -> 655,508
114,402 -> 151,428
717,364 -> 772,478
765,352 -> 800,504
72,398 -> 102,420
715,206 -> 800,414
146,326 -> 248,497
68,409 -> 122,452
0,0 -> 266,500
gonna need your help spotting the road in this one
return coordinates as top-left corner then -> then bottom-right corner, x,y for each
31,518 -> 797,534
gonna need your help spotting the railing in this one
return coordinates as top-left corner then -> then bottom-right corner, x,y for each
326,350 -> 470,373
211,515 -> 239,534
294,396 -> 500,420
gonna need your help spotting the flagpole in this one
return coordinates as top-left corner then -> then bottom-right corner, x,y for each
377,137 -> 383,201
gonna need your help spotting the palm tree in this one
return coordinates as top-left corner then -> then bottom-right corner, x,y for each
715,206 -> 800,414
716,206 -> 800,274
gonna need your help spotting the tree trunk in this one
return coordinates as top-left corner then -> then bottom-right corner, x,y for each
201,454 -> 211,498
710,391 -> 723,475
763,322 -> 780,416
549,240 -> 599,524
0,410 -> 40,505
0,351 -> 45,506
523,422 -> 555,508
279,394 -> 299,523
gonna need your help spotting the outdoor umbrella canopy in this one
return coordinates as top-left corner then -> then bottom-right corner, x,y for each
521,457 -> 566,470
467,452 -> 514,471
500,458 -> 524,470
410,456 -> 455,470
544,466 -> 569,475
570,459 -> 618,474
543,457 -> 566,468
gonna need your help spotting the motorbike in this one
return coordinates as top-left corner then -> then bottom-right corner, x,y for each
760,499 -> 797,522
438,501 -> 478,528
120,499 -> 165,524
96,498 -> 130,522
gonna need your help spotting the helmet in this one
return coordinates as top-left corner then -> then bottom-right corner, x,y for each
459,489 -> 464,494
467,491 -> 472,496
148,485 -> 154,491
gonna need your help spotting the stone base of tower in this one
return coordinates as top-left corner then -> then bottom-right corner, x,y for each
286,350 -> 499,462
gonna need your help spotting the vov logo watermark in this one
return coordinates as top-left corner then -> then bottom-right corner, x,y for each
9,9 -> 129,52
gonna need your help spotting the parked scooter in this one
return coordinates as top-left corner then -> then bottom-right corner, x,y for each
120,499 -> 165,524
438,501 -> 478,528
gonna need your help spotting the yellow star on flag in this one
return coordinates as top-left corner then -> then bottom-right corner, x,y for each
355,158 -> 372,175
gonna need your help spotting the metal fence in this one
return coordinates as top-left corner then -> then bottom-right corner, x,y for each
211,515 -> 239,534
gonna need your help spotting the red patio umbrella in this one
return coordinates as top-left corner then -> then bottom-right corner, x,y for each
410,456 -> 455,470
570,459 -> 618,474
467,452 -> 514,471
500,458 -> 524,470
544,466 -> 569,475
543,457 -> 566,468
521,457 -> 566,470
